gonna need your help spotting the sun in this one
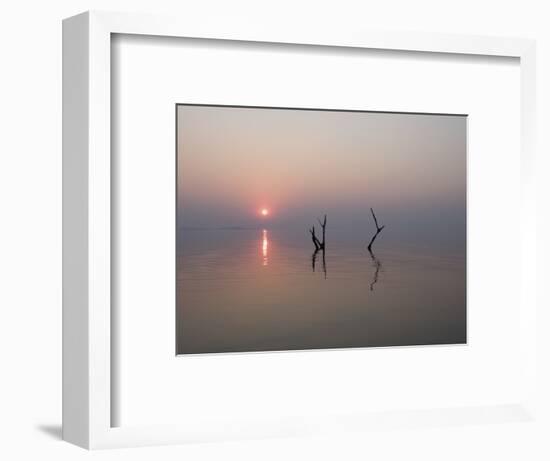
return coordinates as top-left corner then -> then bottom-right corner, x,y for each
260,208 -> 269,217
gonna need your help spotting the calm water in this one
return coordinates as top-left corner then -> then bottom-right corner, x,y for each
176,228 -> 466,354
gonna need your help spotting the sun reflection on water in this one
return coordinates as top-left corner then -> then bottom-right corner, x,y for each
261,229 -> 269,266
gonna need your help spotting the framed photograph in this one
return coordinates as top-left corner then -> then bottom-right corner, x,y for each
175,104 -> 467,355
63,11 -> 537,449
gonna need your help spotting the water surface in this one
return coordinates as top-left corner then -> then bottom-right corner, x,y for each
176,228 -> 466,354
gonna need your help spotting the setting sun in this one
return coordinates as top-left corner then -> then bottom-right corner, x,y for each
260,208 -> 269,217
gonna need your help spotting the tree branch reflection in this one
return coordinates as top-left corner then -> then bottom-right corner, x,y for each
312,249 -> 327,279
368,249 -> 382,291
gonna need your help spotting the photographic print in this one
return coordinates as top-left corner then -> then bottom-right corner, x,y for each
176,105 -> 466,354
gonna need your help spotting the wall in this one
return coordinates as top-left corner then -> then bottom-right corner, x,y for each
0,0 -> 548,459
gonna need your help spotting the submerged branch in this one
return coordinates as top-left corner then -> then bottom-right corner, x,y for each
310,214 -> 327,278
318,214 -> 327,250
309,214 -> 327,251
309,227 -> 321,251
367,208 -> 385,252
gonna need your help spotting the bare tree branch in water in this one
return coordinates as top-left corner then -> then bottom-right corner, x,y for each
317,214 -> 327,250
369,251 -> 382,291
309,214 -> 327,251
310,214 -> 327,278
309,227 -> 321,251
367,208 -> 385,252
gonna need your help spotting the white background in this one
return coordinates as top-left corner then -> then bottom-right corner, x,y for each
1,1 -> 549,460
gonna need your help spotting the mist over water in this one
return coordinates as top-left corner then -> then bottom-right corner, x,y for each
176,227 -> 466,354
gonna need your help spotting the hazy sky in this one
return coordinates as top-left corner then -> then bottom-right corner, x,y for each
177,105 -> 466,245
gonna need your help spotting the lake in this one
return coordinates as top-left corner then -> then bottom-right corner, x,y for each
176,227 -> 466,354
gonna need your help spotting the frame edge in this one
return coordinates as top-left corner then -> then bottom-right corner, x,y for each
62,11 -> 91,449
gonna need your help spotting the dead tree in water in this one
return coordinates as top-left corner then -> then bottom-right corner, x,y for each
309,214 -> 327,251
310,214 -> 328,278
318,214 -> 327,249
309,226 -> 321,251
367,208 -> 385,252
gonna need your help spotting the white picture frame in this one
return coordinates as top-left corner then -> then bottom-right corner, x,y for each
62,10 -> 537,449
